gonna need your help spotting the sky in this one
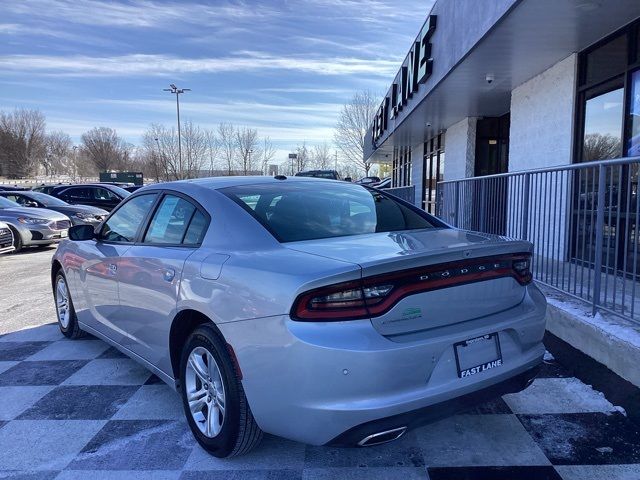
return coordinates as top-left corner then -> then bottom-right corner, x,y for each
0,0 -> 433,163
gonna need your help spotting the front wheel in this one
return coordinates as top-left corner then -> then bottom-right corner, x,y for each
54,272 -> 85,339
180,325 -> 262,457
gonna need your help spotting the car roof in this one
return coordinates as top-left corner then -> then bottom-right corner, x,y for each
149,175 -> 339,192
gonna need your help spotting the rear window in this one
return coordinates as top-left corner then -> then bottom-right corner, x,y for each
221,182 -> 443,242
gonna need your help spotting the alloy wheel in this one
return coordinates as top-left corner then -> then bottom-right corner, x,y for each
55,276 -> 70,329
185,346 -> 226,438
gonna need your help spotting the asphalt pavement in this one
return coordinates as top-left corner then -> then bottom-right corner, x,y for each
1,248 -> 640,479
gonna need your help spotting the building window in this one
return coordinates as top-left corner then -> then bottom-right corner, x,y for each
392,147 -> 412,188
422,133 -> 444,214
575,18 -> 640,162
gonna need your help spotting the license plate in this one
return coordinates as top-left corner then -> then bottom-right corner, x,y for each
60,230 -> 68,238
454,333 -> 502,378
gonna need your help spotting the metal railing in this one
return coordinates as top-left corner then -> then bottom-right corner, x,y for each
386,185 -> 416,205
437,156 -> 640,323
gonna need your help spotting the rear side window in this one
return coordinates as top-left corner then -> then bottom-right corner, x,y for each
222,182 -> 443,242
144,195 -> 208,245
101,194 -> 157,243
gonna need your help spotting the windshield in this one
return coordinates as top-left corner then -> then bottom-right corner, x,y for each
0,196 -> 21,209
222,182 -> 444,243
26,192 -> 68,207
108,185 -> 132,198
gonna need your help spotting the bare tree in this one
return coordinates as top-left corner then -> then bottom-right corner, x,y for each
180,120 -> 208,177
310,142 -> 334,170
45,131 -> 73,177
334,90 -> 377,175
583,133 -> 622,162
235,127 -> 261,175
218,123 -> 237,176
205,129 -> 220,176
80,127 -> 129,173
0,108 -> 47,178
260,137 -> 277,175
294,142 -> 310,173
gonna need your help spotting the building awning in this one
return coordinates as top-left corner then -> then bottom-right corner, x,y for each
365,0 -> 640,163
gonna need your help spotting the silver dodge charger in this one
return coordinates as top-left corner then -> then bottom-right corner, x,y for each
51,176 -> 546,457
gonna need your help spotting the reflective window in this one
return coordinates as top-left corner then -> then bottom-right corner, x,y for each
581,87 -> 624,161
101,194 -> 156,243
629,69 -> 640,157
144,195 -> 197,244
183,210 -> 208,245
583,34 -> 627,86
224,182 -> 441,242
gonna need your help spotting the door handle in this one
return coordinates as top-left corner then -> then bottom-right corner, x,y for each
163,268 -> 176,282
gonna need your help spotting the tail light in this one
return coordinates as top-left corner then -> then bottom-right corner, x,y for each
292,253 -> 533,321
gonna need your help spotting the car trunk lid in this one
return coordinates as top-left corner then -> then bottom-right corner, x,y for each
287,229 -> 532,335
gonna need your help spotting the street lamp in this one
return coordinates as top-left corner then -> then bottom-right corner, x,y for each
163,83 -> 190,179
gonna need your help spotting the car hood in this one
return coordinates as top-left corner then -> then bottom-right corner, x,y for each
285,228 -> 532,275
49,205 -> 108,216
0,207 -> 69,221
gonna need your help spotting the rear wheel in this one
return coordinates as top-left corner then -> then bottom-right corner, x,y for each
179,324 -> 262,457
54,273 -> 85,339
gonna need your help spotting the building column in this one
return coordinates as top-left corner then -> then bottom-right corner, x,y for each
443,117 -> 477,181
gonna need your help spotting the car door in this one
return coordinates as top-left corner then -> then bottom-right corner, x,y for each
59,187 -> 91,206
74,192 -> 158,342
117,192 -> 209,369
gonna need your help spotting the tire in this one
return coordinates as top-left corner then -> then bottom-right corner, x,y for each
8,226 -> 22,253
180,324 -> 263,457
54,272 -> 85,339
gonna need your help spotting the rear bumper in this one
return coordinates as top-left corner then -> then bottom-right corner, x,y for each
220,284 -> 546,445
328,362 -> 541,446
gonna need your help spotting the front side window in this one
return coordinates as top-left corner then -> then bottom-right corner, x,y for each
144,195 -> 201,245
93,187 -> 118,201
101,194 -> 157,243
63,187 -> 89,199
223,182 -> 442,243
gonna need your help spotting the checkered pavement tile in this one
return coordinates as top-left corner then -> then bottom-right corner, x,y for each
0,323 -> 638,479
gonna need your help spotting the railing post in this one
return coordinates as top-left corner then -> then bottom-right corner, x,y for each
453,182 -> 460,228
592,163 -> 606,316
479,181 -> 487,233
521,173 -> 530,241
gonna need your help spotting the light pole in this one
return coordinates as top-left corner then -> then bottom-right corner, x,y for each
163,84 -> 190,179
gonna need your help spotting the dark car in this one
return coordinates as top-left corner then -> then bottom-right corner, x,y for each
0,185 -> 29,191
49,184 -> 130,211
356,176 -> 381,185
0,191 -> 108,226
294,170 -> 341,180
32,183 -> 72,195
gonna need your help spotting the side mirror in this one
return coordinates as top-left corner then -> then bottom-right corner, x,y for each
69,224 -> 95,241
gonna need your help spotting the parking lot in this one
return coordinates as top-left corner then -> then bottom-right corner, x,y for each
0,248 -> 639,479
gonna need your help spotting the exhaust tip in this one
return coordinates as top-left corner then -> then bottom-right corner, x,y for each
357,426 -> 407,447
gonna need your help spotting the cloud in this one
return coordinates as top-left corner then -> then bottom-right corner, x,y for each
0,52 -> 399,77
2,0 -> 277,29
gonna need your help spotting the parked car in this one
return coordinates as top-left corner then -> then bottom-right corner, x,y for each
32,183 -> 72,195
49,183 -> 130,211
0,221 -> 15,254
0,196 -> 71,251
0,191 -> 108,226
123,185 -> 144,193
52,177 -> 545,458
355,176 -> 381,185
294,170 -> 341,180
0,185 -> 29,191
372,177 -> 391,189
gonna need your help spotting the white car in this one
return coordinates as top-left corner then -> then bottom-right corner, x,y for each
0,221 -> 15,254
